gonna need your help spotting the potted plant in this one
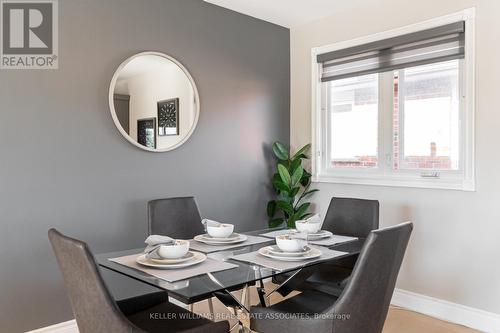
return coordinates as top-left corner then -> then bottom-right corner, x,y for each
267,142 -> 319,229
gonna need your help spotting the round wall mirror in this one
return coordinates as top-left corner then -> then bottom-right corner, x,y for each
109,52 -> 200,152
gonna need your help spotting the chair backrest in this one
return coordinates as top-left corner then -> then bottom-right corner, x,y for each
148,197 -> 204,238
332,222 -> 413,333
322,197 -> 379,238
48,229 -> 141,333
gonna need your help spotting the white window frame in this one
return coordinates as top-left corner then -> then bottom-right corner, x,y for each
311,8 -> 476,191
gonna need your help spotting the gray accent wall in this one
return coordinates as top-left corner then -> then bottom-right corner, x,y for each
0,0 -> 290,331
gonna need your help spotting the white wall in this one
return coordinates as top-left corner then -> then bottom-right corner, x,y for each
117,60 -> 195,150
290,0 -> 500,315
129,69 -> 195,149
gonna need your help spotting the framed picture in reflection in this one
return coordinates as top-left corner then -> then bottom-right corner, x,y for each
158,98 -> 179,136
137,118 -> 156,149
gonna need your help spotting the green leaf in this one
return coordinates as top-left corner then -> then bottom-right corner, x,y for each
286,202 -> 311,229
290,186 -> 300,198
269,218 -> 285,228
278,192 -> 293,204
287,214 -> 303,229
293,153 -> 309,160
272,142 -> 289,161
267,201 -> 276,218
299,213 -> 313,219
294,202 -> 311,218
291,165 -> 304,187
276,200 -> 294,216
272,179 -> 290,192
302,189 -> 319,198
277,164 -> 291,185
290,158 -> 301,173
287,216 -> 298,229
300,171 -> 312,187
268,142 -> 317,225
292,144 -> 311,160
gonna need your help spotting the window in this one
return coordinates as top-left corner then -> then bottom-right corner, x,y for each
393,61 -> 460,171
329,74 -> 378,168
312,10 -> 475,190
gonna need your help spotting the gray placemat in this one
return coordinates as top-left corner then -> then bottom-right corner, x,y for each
259,229 -> 292,238
307,235 -> 358,246
229,246 -> 348,271
109,253 -> 238,282
259,230 -> 358,247
189,235 -> 272,253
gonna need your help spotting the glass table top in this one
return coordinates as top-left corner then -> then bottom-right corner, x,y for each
96,228 -> 365,304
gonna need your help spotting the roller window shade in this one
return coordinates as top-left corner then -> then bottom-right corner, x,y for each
317,21 -> 465,82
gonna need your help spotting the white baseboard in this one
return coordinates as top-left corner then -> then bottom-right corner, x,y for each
26,320 -> 78,333
391,288 -> 500,333
27,289 -> 500,333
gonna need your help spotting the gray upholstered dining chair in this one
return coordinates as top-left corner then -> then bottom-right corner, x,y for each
302,197 -> 380,295
148,197 -> 205,238
148,196 -> 217,312
250,221 -> 413,333
48,228 -> 229,333
148,196 -> 253,313
322,197 -> 380,237
275,197 -> 379,297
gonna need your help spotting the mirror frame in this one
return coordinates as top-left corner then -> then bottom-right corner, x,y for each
108,51 -> 200,152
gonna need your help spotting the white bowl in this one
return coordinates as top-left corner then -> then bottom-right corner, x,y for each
275,235 -> 307,252
295,220 -> 321,233
158,240 -> 190,259
207,224 -> 234,238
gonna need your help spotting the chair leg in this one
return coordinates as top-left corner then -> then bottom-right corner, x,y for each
207,273 -> 249,313
240,284 -> 251,308
229,321 -> 240,332
232,308 -> 244,333
240,284 -> 248,309
208,298 -> 214,317
256,277 -> 268,307
245,285 -> 251,308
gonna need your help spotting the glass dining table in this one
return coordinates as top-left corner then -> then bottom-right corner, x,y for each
96,227 -> 365,308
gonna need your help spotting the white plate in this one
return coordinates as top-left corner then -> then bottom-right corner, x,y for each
136,251 -> 207,269
258,246 -> 322,261
194,234 -> 248,245
266,245 -> 312,257
293,230 -> 333,240
200,233 -> 242,242
150,251 -> 195,264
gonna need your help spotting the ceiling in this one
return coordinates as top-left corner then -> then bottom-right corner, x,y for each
203,0 -> 376,28
116,55 -> 179,80
114,55 -> 180,94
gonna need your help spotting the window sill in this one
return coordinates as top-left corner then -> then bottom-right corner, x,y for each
313,174 -> 475,191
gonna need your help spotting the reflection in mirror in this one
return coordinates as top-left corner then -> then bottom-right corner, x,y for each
109,52 -> 199,152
